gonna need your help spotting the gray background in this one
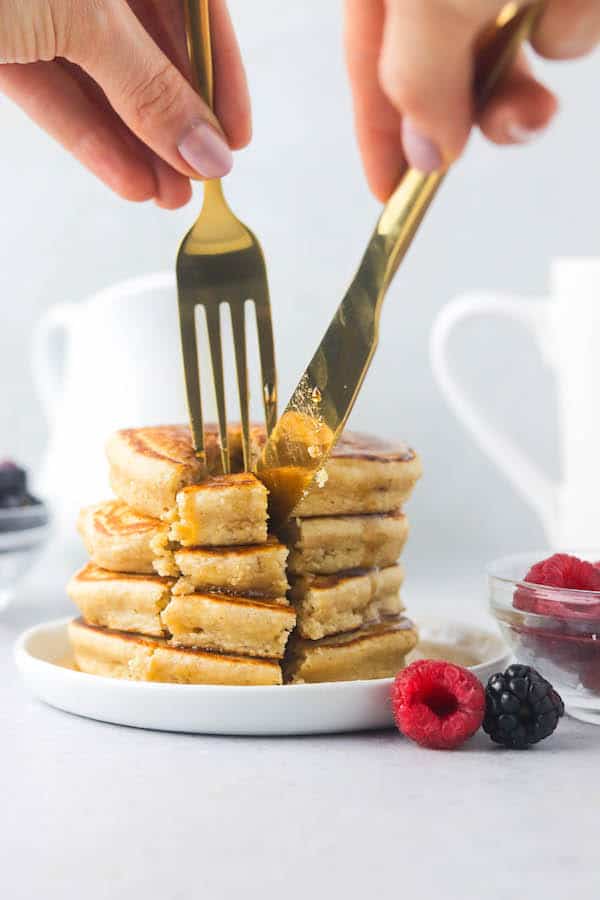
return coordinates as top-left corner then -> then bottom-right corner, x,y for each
2,0 -> 599,584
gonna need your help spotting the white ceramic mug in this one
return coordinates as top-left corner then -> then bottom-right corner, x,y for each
430,258 -> 600,548
31,272 -> 189,535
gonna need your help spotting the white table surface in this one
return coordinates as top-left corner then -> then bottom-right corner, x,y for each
2,565 -> 599,900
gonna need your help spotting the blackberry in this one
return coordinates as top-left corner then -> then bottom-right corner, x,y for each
0,460 -> 38,509
0,461 -> 27,508
483,664 -> 564,749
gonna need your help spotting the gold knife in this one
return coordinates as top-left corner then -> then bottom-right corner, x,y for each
257,2 -> 544,523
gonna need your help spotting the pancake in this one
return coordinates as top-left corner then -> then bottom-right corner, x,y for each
67,563 -> 174,637
106,424 -> 421,520
250,425 -> 421,516
162,592 -> 296,659
106,424 -> 265,517
68,618 -> 282,685
292,433 -> 422,517
78,500 -> 168,574
283,616 -> 418,683
167,473 -> 268,547
107,426 -> 268,544
78,498 -> 283,593
289,564 -> 405,640
68,562 -> 293,658
281,512 -> 409,575
161,536 -> 289,598
106,425 -> 210,518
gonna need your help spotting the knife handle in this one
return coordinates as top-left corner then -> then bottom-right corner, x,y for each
379,2 -> 545,288
184,0 -> 214,111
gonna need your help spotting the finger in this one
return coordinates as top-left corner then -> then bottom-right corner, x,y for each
344,0 -> 405,201
0,60 -> 156,202
68,0 -> 234,179
63,58 -> 192,209
151,155 -> 193,209
478,52 -> 558,146
127,0 -> 251,149
532,0 -> 600,60
127,0 -> 191,76
379,0 -> 506,171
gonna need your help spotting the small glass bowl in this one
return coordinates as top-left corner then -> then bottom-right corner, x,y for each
0,503 -> 51,611
489,550 -> 600,725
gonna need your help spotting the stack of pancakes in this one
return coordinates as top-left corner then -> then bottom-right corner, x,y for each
67,425 -> 421,685
69,426 -> 294,685
278,434 -> 421,682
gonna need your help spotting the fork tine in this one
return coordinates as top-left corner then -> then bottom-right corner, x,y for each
204,303 -> 230,474
254,297 -> 278,437
178,301 -> 205,464
229,303 -> 251,471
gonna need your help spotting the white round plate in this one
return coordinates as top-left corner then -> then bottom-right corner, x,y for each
14,616 -> 511,735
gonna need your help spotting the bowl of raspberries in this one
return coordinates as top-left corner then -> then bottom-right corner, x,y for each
0,460 -> 50,611
489,550 -> 600,725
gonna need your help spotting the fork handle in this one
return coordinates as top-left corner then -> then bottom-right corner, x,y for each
380,2 -> 545,289
184,0 -> 214,110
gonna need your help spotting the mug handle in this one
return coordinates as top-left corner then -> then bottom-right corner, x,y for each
430,293 -> 558,533
31,302 -> 77,422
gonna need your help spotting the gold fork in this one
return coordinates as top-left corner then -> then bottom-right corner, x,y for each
177,0 -> 277,473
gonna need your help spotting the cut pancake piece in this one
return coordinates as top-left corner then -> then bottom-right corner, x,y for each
162,593 -> 296,659
68,618 -> 282,685
284,617 -> 418,684
281,512 -> 409,575
161,536 -> 289,598
67,563 -> 174,637
289,564 -> 405,640
292,433 -> 423,517
167,473 -> 268,547
78,500 -> 168,574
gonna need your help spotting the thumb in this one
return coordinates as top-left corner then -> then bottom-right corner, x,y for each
67,0 -> 233,179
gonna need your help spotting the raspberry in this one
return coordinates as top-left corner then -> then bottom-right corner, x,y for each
525,553 -> 600,591
515,554 -> 600,621
391,659 -> 485,750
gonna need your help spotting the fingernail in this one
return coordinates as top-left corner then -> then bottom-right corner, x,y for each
178,121 -> 233,178
505,121 -> 546,144
555,21 -> 595,58
402,119 -> 443,172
